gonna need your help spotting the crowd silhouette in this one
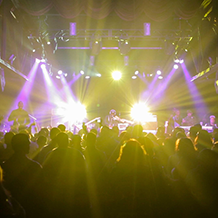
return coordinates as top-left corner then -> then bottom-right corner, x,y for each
0,122 -> 218,218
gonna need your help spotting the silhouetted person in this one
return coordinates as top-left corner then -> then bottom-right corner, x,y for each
43,132 -> 89,217
0,132 -> 15,163
2,133 -> 42,217
35,127 -> 60,164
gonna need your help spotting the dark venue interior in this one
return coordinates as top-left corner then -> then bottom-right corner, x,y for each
0,0 -> 218,217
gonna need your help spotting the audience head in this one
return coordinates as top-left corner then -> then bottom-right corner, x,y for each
4,132 -> 15,145
139,136 -> 154,156
117,139 -> 146,166
11,133 -> 30,155
50,127 -> 61,140
86,132 -> 97,147
190,125 -> 200,141
58,124 -> 66,132
194,129 -> 213,151
175,137 -> 196,157
90,128 -> 98,135
176,131 -> 186,139
71,134 -> 81,147
119,131 -> 131,144
172,127 -> 185,138
39,128 -> 49,138
56,132 -> 69,148
37,135 -> 47,148
132,124 -> 143,138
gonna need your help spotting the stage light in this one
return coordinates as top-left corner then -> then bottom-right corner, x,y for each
112,70 -> 122,80
157,70 -> 162,75
80,70 -> 84,75
58,70 -> 63,75
56,102 -> 87,124
131,103 -> 150,122
179,59 -> 184,64
35,58 -> 40,63
64,73 -> 68,77
85,75 -> 90,79
32,49 -> 36,53
40,63 -> 46,69
96,73 -> 101,77
135,70 -> 139,75
158,76 -> 163,79
150,74 -> 153,77
56,75 -> 60,79
174,64 -> 179,69
41,59 -> 46,63
47,41 -> 51,45
174,59 -> 180,63
132,75 -> 137,79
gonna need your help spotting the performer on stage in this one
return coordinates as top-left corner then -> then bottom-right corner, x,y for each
8,101 -> 30,131
206,115 -> 218,128
104,109 -> 121,129
181,110 -> 196,126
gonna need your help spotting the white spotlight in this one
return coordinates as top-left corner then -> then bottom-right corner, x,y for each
80,70 -> 85,75
40,64 -> 46,70
174,64 -> 179,69
132,75 -> 137,79
157,70 -> 162,75
47,41 -> 51,45
112,71 -> 122,80
96,73 -> 101,77
85,75 -> 90,79
134,70 -> 139,75
158,76 -> 163,80
58,70 -> 63,75
131,103 -> 150,122
56,75 -> 60,79
179,59 -> 184,64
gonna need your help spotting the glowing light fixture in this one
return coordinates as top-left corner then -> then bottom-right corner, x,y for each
96,73 -> 101,77
135,70 -> 139,75
112,70 -> 122,80
132,75 -> 137,79
85,75 -> 90,79
158,75 -> 163,79
157,70 -> 162,75
58,70 -> 63,75
174,64 -> 179,69
80,70 -> 85,75
40,64 -> 46,69
131,103 -> 150,122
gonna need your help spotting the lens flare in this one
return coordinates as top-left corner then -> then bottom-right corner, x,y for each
112,70 -> 122,80
131,103 -> 151,122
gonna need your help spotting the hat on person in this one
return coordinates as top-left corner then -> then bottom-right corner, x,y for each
110,109 -> 116,114
210,115 -> 216,119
